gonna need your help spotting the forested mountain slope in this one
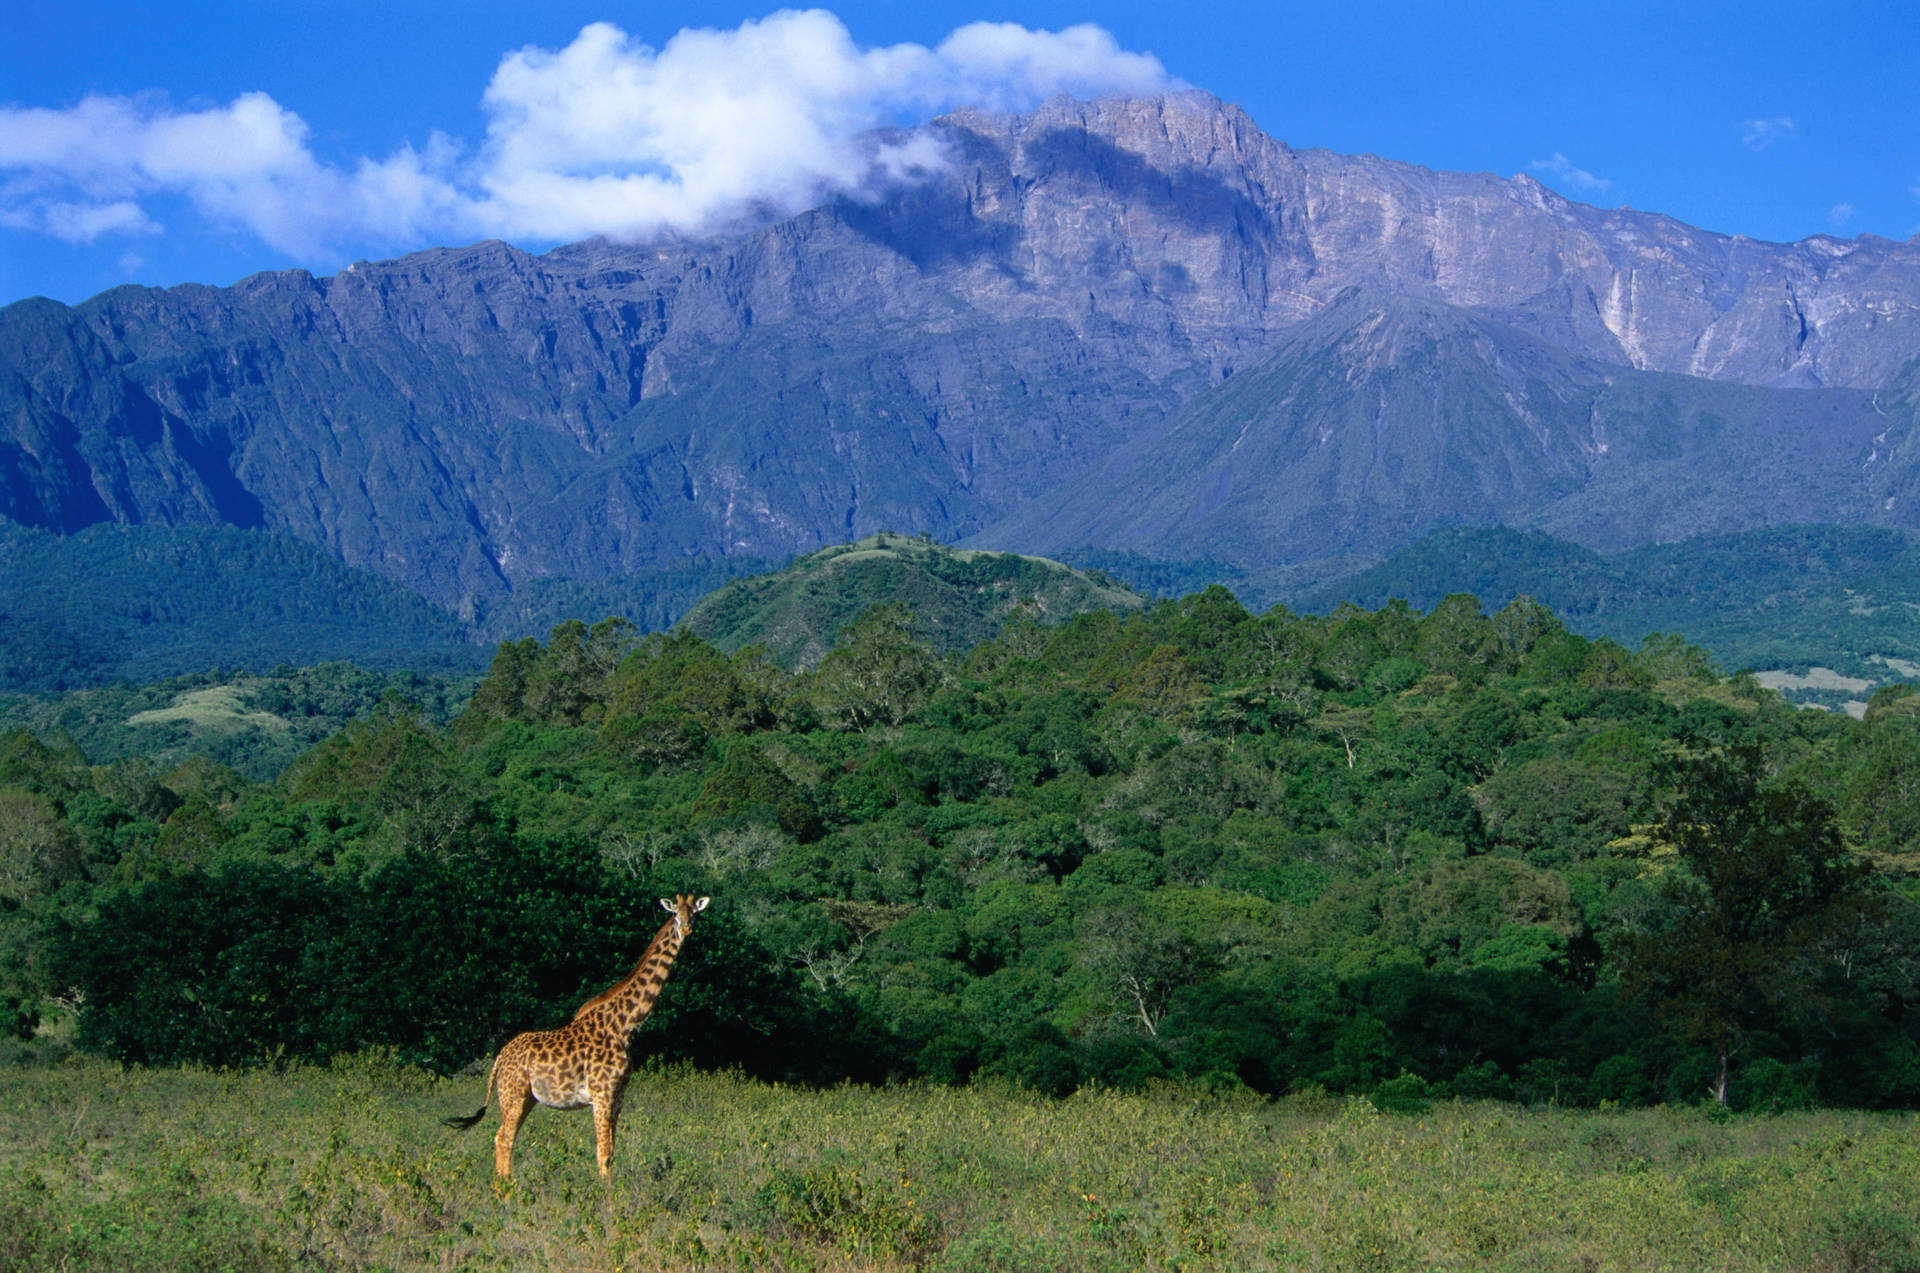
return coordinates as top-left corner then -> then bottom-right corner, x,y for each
976,289 -> 1903,572
0,522 -> 485,690
1306,524 -> 1920,704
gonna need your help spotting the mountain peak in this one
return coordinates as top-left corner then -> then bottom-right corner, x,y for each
941,89 -> 1281,180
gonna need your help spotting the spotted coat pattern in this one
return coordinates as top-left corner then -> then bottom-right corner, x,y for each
445,894 -> 708,1180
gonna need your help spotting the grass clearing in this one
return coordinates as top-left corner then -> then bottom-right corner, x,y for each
123,682 -> 291,733
1,1056 -> 1916,1271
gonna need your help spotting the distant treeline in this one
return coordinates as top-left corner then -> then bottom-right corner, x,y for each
6,517 -> 1918,705
3,592 -> 1918,1111
1310,524 -> 1920,688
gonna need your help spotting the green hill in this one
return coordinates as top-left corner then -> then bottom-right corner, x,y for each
679,533 -> 1147,668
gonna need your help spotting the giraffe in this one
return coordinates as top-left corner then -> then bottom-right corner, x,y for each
443,894 -> 709,1181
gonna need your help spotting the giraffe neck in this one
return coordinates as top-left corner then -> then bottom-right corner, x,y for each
574,916 -> 687,1039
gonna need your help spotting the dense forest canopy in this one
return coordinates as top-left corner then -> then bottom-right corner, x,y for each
3,589 -> 1916,1112
1308,524 -> 1920,705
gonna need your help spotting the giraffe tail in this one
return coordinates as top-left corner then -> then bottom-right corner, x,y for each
443,1053 -> 498,1130
443,1106 -> 486,1131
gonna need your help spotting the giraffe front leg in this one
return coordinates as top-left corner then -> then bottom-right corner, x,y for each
494,1074 -> 534,1181
592,1090 -> 622,1181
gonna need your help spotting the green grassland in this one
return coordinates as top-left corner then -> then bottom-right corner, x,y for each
5,579 -> 1920,1272
121,683 -> 294,735
1,1056 -> 1914,1273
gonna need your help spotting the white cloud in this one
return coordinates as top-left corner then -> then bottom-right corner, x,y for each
0,91 -> 362,256
0,10 -> 1176,260
1828,203 -> 1855,231
1527,153 -> 1612,195
464,13 -> 1173,242
0,198 -> 159,242
44,200 -> 160,242
1741,116 -> 1794,151
931,21 -> 1173,108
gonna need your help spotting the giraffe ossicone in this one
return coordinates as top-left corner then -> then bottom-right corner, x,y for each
443,893 -> 710,1181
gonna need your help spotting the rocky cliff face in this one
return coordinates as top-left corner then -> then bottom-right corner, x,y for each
938,94 -> 1920,388
975,287 -> 1906,577
3,91 -> 1918,608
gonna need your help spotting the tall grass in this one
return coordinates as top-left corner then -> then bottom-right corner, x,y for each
1,1054 -> 1915,1271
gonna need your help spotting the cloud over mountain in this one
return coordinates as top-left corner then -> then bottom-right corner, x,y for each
1527,152 -> 1612,195
0,10 -> 1174,260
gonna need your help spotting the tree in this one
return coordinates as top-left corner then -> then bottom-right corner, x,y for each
1475,756 -> 1641,863
1116,645 -> 1206,722
1076,896 -> 1206,1040
1580,639 -> 1653,691
0,788 -> 82,903
461,638 -> 540,725
281,703 -> 477,857
600,632 -> 781,769
1312,607 -> 1385,690
522,618 -> 635,725
1635,632 -> 1715,683
1416,594 -> 1499,680
809,605 -> 943,731
1489,595 -> 1560,668
151,794 -> 232,874
1842,686 -> 1920,855
1616,745 -> 1874,1105
689,742 -> 821,840
1312,705 -> 1374,769
1163,585 -> 1254,682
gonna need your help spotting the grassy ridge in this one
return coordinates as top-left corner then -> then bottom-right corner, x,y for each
2,1056 -> 1915,1272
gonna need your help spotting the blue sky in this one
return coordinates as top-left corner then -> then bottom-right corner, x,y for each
3,0 -> 1916,307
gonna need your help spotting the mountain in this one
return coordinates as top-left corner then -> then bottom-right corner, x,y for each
979,286 -> 1903,583
679,532 -> 1145,669
4,90 -> 1920,626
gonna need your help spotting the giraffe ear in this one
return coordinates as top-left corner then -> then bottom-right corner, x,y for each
659,898 -> 674,913
694,896 -> 710,912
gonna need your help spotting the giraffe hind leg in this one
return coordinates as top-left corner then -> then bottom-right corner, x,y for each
493,1070 -> 534,1180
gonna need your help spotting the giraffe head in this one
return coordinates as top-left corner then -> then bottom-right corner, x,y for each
660,893 -> 710,939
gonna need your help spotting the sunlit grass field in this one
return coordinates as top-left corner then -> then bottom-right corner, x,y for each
1,1055 -> 1915,1272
